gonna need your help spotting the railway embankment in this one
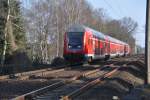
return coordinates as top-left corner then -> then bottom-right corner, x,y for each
0,54 -> 148,100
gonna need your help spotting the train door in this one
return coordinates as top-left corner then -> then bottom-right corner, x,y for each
98,40 -> 101,55
95,39 -> 100,55
87,36 -> 92,54
108,41 -> 110,55
93,38 -> 95,54
101,42 -> 105,55
105,37 -> 110,56
86,32 -> 93,55
100,41 -> 103,55
105,41 -> 110,55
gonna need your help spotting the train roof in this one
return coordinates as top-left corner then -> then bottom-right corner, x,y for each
106,35 -> 128,45
67,24 -> 105,39
67,24 -> 128,45
67,24 -> 86,32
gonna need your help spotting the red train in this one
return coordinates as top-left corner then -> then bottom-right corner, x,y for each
63,24 -> 130,63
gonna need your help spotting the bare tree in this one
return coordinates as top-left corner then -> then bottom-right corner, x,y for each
120,17 -> 138,35
22,0 -> 138,63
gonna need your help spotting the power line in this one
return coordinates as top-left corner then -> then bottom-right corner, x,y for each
103,0 -> 122,18
113,0 -> 126,16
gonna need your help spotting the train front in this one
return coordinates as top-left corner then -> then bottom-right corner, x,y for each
63,31 -> 85,62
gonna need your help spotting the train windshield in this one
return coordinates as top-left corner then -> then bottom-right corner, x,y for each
67,32 -> 83,49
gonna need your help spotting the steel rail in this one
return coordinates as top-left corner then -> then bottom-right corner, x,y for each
0,66 -> 68,80
61,66 -> 121,100
12,59 -> 142,100
61,59 -> 143,100
0,68 -> 51,80
12,65 -> 108,100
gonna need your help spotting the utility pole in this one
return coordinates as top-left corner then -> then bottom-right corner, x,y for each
145,0 -> 150,84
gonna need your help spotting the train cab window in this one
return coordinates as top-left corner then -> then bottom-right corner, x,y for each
67,32 -> 83,49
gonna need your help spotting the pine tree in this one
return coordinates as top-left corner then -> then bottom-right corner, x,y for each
0,0 -> 26,65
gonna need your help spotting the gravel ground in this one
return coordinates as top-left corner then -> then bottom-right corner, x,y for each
0,79 -> 59,99
31,65 -> 99,79
33,69 -> 107,100
0,55 -> 145,100
74,64 -> 145,100
0,64 -> 101,99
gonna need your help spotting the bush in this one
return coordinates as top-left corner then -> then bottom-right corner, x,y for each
51,57 -> 66,67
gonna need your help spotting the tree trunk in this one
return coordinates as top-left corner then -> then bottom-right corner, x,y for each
55,1 -> 59,57
7,20 -> 18,52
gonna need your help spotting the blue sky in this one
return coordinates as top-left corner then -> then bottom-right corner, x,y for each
87,0 -> 146,47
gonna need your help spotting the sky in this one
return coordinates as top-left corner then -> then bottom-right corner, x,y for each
87,0 -> 146,47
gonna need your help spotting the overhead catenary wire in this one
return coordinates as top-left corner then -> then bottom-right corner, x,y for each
103,0 -> 122,18
112,0 -> 126,16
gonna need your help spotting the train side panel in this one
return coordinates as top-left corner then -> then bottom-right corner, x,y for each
84,30 -> 107,61
84,31 -> 94,57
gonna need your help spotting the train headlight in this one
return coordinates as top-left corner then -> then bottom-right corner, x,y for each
68,45 -> 72,48
77,45 -> 81,48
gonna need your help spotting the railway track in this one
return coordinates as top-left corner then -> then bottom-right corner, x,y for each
13,61 -> 130,100
0,54 -> 141,80
0,54 -> 145,100
0,63 -> 82,80
0,67 -> 67,80
12,66 -> 104,99
61,66 -> 121,100
60,59 -> 142,100
1,63 -> 106,99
